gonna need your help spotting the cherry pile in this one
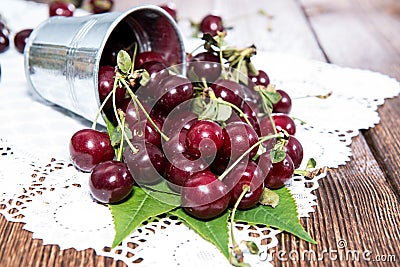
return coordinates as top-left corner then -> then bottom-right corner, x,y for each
68,15 -> 305,222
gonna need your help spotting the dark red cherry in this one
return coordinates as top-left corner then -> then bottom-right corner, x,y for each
0,27 -> 10,53
273,89 -> 292,114
260,113 -> 296,136
165,155 -> 208,193
199,14 -> 224,36
248,70 -> 270,88
69,129 -> 115,172
125,100 -> 150,128
129,116 -> 164,148
162,130 -> 188,160
189,52 -> 221,82
264,153 -> 294,189
220,121 -> 259,160
159,4 -> 177,21
137,61 -> 169,97
162,110 -> 197,136
273,113 -> 296,135
98,65 -> 126,108
49,1 -> 75,17
185,120 -> 224,159
89,0 -> 114,14
155,75 -> 194,113
135,51 -> 167,69
14,29 -> 33,54
211,79 -> 244,108
181,170 -> 230,219
285,135 -> 303,169
124,141 -> 166,185
89,161 -> 134,203
224,161 -> 264,209
257,151 -> 273,179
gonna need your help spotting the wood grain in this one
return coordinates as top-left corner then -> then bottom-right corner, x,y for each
298,0 -> 400,194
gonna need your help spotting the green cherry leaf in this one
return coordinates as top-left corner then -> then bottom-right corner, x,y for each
138,69 -> 150,86
109,187 -> 179,248
117,50 -> 132,74
235,186 -> 316,244
264,91 -> 282,105
306,158 -> 317,169
216,102 -> 232,122
259,187 -> 280,208
270,148 -> 286,163
170,209 -> 231,259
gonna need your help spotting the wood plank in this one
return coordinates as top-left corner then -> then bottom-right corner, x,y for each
298,0 -> 400,194
273,135 -> 400,266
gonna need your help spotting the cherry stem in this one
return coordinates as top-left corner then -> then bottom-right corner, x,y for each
230,185 -> 250,246
116,110 -> 126,161
120,78 -> 170,142
229,185 -> 250,265
91,79 -> 117,130
111,81 -> 139,155
130,43 -> 138,75
218,133 -> 281,182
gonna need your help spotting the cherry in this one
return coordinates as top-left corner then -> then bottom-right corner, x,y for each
123,141 -> 166,185
273,113 -> 296,135
224,161 -> 264,209
181,170 -> 230,219
162,110 -> 197,136
89,160 -> 134,203
256,151 -> 273,179
155,75 -> 194,113
159,4 -> 177,21
200,14 -> 224,37
211,79 -> 244,108
138,61 -> 169,97
189,52 -> 221,82
135,51 -> 167,69
89,0 -> 114,14
220,121 -> 259,160
0,26 -> 10,53
129,116 -> 164,148
273,89 -> 292,114
162,130 -> 188,159
264,153 -> 294,189
98,66 -> 125,108
14,29 -> 33,54
260,113 -> 296,136
185,120 -> 224,159
248,69 -> 270,88
49,1 -> 75,17
285,135 -> 303,169
69,129 -> 115,172
165,154 -> 208,193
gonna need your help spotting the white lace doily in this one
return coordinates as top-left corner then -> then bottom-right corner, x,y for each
1,1 -> 399,266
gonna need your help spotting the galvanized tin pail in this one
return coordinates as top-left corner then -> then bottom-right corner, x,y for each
24,5 -> 186,125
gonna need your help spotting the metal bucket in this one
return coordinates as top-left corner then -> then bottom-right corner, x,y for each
24,5 -> 186,125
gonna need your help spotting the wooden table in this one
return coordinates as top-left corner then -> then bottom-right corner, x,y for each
1,0 -> 399,266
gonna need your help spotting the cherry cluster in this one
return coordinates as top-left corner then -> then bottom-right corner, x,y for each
68,11 -> 304,222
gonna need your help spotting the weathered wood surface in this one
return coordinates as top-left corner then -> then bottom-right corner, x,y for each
1,0 -> 399,266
